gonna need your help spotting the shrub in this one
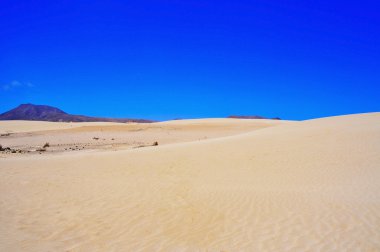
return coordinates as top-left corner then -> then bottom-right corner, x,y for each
153,141 -> 158,146
43,142 -> 50,148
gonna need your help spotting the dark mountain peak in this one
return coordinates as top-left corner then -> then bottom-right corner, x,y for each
0,104 -> 154,123
0,103 -> 67,121
15,103 -> 67,115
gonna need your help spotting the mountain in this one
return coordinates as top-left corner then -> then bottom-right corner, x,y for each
228,115 -> 281,120
0,104 -> 154,123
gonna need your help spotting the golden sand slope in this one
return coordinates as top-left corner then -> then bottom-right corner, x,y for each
0,118 -> 287,135
0,118 -> 288,154
0,113 -> 380,251
0,120 -> 128,134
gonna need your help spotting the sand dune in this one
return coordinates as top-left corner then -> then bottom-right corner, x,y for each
0,113 -> 380,251
0,118 -> 289,154
0,120 -> 125,134
0,118 -> 287,135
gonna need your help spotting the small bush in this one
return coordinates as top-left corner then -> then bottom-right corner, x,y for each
43,142 -> 50,148
152,141 -> 158,146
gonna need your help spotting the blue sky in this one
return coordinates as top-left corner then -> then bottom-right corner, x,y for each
1,0 -> 379,120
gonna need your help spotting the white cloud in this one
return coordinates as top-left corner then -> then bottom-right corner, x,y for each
2,80 -> 34,91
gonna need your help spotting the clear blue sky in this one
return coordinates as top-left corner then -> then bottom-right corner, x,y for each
1,0 -> 379,120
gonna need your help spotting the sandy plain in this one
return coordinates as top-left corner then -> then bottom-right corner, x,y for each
0,113 -> 379,251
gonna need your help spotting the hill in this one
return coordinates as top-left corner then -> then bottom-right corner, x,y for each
228,115 -> 281,120
0,104 -> 154,123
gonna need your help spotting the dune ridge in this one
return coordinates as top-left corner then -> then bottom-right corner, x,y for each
0,118 -> 290,154
0,113 -> 380,251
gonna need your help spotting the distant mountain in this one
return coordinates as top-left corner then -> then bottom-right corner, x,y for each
0,104 -> 154,123
228,115 -> 281,120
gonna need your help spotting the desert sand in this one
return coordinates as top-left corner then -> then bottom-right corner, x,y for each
0,113 -> 380,251
0,118 -> 288,154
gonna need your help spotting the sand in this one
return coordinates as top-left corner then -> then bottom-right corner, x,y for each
0,118 -> 289,154
0,120 -> 127,134
0,113 -> 379,251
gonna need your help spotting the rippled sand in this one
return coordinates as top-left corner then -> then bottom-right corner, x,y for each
1,113 -> 379,251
